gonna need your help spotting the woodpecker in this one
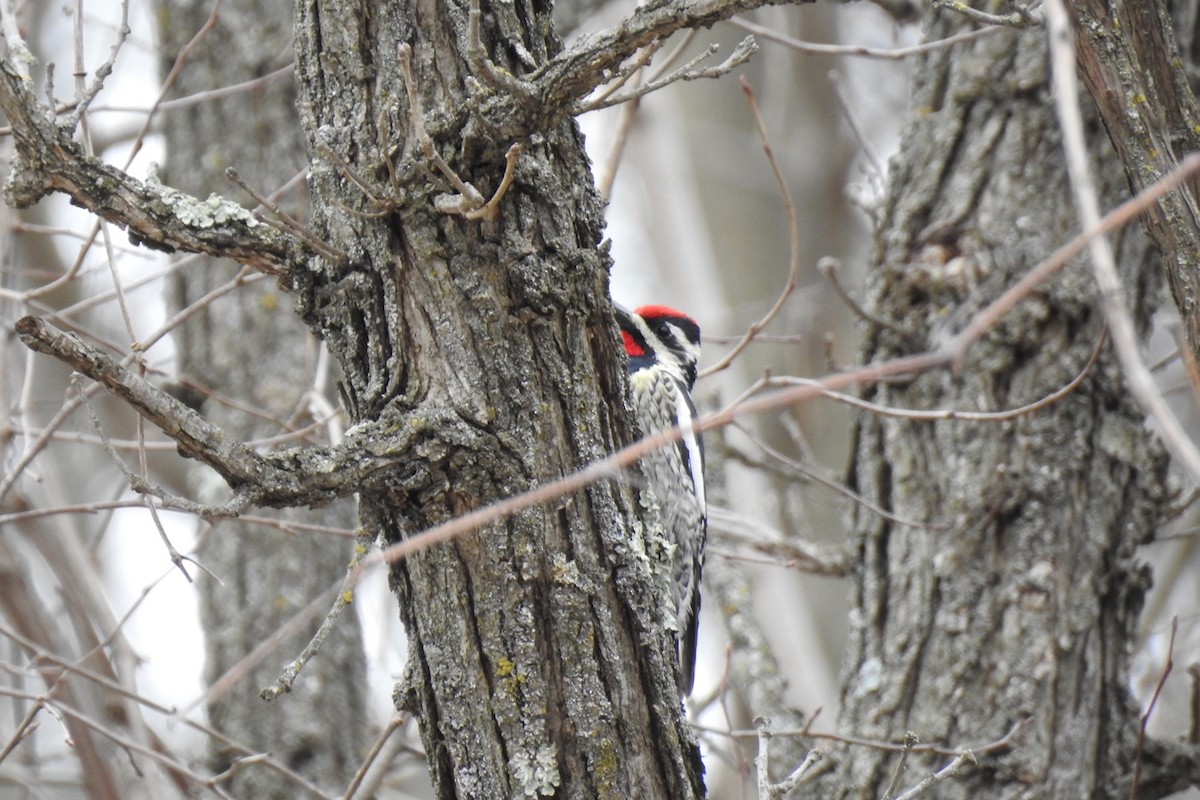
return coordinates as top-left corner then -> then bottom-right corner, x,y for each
615,303 -> 706,694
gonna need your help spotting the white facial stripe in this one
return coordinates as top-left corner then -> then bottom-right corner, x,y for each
653,321 -> 698,377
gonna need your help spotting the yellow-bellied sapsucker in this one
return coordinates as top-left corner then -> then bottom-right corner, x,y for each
615,303 -> 706,694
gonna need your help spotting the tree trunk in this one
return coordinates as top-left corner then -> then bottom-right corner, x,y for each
291,1 -> 703,797
1071,0 -> 1200,355
828,14 -> 1169,800
157,2 -> 369,796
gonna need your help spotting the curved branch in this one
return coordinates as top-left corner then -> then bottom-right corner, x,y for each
14,316 -> 278,489
13,316 -> 463,510
468,0 -> 808,144
0,20 -> 303,277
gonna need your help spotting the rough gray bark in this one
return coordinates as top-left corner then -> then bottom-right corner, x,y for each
828,14 -> 1170,800
288,1 -> 704,797
156,2 -> 369,796
1071,0 -> 1200,356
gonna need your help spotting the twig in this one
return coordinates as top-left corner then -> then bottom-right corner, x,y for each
777,327 -> 1107,422
462,142 -> 525,221
0,624 -> 330,796
727,15 -> 1005,60
137,269 -> 270,355
116,62 -> 295,113
697,715 -> 1031,757
818,257 -> 914,338
755,717 -> 774,798
73,375 -> 197,582
260,530 -> 375,700
731,420 -> 943,530
226,167 -> 348,265
119,0 -> 221,172
827,70 -> 885,187
892,750 -> 978,800
15,317 -> 276,492
931,0 -> 1039,27
576,37 -> 758,114
1189,664 -> 1200,744
0,702 -> 43,766
39,699 -> 75,747
66,0 -> 139,351
0,498 -> 143,526
708,510 -> 852,576
0,380 -> 102,506
881,732 -> 920,800
208,753 -> 272,789
467,0 -> 536,98
1170,325 -> 1200,409
316,135 -> 388,207
587,39 -> 665,109
754,717 -> 826,798
705,333 -> 806,345
1130,617 -> 1177,800
702,76 -> 802,378
596,77 -> 645,204
63,0 -> 131,130
0,685 -> 249,800
593,32 -> 700,201
716,647 -> 756,773
771,749 -> 824,795
397,43 -> 488,214
0,3 -> 297,276
189,585 -> 339,713
343,715 -> 406,800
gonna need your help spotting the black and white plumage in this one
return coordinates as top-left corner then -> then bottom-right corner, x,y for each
615,303 -> 706,695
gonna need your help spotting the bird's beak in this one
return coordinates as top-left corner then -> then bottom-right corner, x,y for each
612,302 -> 635,331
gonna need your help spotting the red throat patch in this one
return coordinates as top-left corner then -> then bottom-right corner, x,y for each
622,329 -> 645,357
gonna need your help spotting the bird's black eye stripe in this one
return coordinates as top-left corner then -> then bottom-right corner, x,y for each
647,316 -> 696,341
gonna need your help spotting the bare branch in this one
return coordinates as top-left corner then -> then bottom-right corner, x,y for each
891,750 -> 978,800
882,732 -> 920,800
1131,617 -> 1178,799
466,0 -> 805,145
342,715 -> 407,800
702,76 -> 802,378
0,11 -> 301,276
931,0 -> 1040,27
575,36 -> 758,114
754,717 -> 826,799
259,530 -> 375,700
62,0 -> 131,130
700,715 -> 1031,757
819,256 -> 917,340
468,0 -> 536,99
14,316 -> 276,490
727,14 -> 1005,59
225,167 -> 347,265
12,316 -> 496,512
776,327 -> 1106,423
